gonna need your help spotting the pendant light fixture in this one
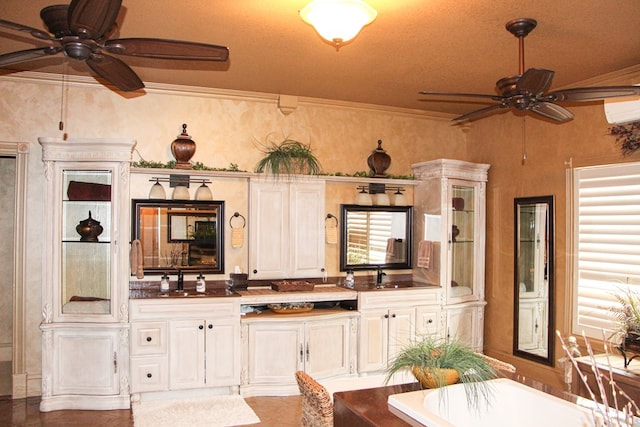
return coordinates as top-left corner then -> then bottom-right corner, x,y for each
148,178 -> 166,199
300,0 -> 377,50
195,181 -> 213,200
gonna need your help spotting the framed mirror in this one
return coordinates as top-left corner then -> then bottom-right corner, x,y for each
513,195 -> 554,365
132,199 -> 225,275
340,204 -> 413,271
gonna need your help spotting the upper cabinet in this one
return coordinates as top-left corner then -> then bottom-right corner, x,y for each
249,179 -> 325,280
411,159 -> 490,305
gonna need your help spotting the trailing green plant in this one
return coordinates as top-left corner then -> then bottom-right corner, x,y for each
254,138 -> 321,177
386,336 -> 497,411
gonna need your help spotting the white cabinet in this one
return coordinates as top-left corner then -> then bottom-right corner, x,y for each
359,307 -> 415,373
129,298 -> 241,398
240,312 -> 357,396
357,288 -> 441,374
39,137 -> 135,411
412,159 -> 489,352
169,317 -> 238,390
517,300 -> 548,355
249,179 -> 325,279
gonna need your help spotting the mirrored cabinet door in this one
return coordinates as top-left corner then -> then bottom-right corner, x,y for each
61,170 -> 112,315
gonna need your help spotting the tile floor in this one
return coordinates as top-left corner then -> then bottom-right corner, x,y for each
0,394 -> 302,426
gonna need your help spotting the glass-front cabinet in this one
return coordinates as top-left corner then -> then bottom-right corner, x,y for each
39,137 -> 135,411
412,159 -> 490,351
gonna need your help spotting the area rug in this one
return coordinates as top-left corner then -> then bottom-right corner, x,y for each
132,395 -> 260,427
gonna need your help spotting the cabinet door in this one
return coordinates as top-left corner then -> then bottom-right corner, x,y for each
448,180 -> 483,304
388,307 -> 416,362
51,327 -> 121,396
305,317 -> 352,379
247,322 -> 304,385
416,306 -> 441,338
169,319 -> 206,389
517,300 -> 547,352
445,305 -> 483,351
205,317 -> 240,386
289,182 -> 325,278
249,182 -> 289,279
359,309 -> 390,373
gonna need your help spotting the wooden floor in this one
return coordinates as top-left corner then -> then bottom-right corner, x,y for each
0,394 -> 302,426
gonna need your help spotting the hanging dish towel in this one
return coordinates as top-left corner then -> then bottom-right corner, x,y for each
231,227 -> 244,248
130,239 -> 144,279
417,240 -> 433,269
325,214 -> 338,245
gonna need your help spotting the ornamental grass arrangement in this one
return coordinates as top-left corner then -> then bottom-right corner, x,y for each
254,138 -> 321,178
385,336 -> 497,410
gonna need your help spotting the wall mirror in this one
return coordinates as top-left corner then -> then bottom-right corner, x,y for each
513,195 -> 554,365
340,204 -> 413,271
131,199 -> 225,275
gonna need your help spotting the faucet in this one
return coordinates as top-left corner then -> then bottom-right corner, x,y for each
177,270 -> 184,291
376,266 -> 386,288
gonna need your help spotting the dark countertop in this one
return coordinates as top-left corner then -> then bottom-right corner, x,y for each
129,288 -> 241,299
339,281 -> 439,292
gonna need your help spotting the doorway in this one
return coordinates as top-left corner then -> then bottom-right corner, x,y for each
0,156 -> 15,396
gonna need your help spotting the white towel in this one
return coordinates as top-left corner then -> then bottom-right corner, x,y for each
130,239 -> 144,279
417,240 -> 433,269
325,222 -> 338,245
231,227 -> 244,248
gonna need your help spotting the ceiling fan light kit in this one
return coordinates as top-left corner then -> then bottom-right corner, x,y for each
0,0 -> 230,92
419,17 -> 640,123
300,0 -> 377,50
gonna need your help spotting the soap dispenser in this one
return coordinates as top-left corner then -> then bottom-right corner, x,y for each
160,273 -> 170,292
196,274 -> 206,293
345,270 -> 355,289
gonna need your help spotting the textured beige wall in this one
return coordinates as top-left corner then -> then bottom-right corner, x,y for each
0,74 -> 466,395
467,69 -> 640,390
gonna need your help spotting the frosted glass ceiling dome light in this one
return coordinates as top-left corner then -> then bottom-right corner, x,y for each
195,181 -> 213,200
300,0 -> 377,50
148,178 -> 166,199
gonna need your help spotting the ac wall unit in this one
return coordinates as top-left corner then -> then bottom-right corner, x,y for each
604,95 -> 640,124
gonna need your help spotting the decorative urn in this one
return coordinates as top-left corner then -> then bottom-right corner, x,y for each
171,123 -> 196,169
367,139 -> 391,177
76,211 -> 103,242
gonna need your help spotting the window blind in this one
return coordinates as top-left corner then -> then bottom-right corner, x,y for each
346,211 -> 393,264
573,162 -> 640,339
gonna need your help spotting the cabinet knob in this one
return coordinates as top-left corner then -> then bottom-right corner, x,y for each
253,269 -> 258,274
427,319 -> 433,324
146,373 -> 152,378
146,336 -> 152,342
384,314 -> 389,319
208,324 -> 213,329
391,313 -> 396,318
199,324 -> 204,330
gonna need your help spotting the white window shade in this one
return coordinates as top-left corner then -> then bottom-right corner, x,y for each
573,162 -> 640,339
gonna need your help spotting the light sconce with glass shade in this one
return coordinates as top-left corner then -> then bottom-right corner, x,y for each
147,176 -> 213,201
355,184 -> 406,206
299,0 -> 377,50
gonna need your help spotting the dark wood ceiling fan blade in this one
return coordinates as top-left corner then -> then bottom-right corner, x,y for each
452,104 -> 508,122
104,38 -> 229,61
68,0 -> 122,39
86,53 -> 143,91
547,86 -> 640,102
529,102 -> 574,122
0,18 -> 56,41
419,91 -> 504,102
0,46 -> 62,67
517,68 -> 554,95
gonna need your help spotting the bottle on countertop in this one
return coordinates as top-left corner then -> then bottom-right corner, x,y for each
345,270 -> 355,289
160,273 -> 170,292
196,274 -> 206,293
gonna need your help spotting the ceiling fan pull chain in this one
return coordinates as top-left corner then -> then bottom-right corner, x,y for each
58,59 -> 66,132
521,115 -> 527,165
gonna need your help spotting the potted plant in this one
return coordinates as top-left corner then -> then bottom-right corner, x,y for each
255,138 -> 321,177
385,336 -> 497,408
611,287 -> 640,351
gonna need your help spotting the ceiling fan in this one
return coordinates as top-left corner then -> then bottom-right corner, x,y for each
0,0 -> 229,92
419,18 -> 640,123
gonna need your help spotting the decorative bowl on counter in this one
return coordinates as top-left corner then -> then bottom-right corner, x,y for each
268,302 -> 314,314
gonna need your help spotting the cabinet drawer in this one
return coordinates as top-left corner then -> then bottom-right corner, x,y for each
416,307 -> 441,336
131,356 -> 168,393
131,322 -> 167,355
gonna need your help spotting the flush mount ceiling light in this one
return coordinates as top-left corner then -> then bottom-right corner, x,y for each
300,0 -> 377,50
